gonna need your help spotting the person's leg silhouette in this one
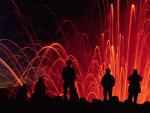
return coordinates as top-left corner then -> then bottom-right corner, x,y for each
69,82 -> 75,100
64,82 -> 68,101
134,93 -> 138,104
104,88 -> 107,101
128,92 -> 133,103
108,88 -> 112,101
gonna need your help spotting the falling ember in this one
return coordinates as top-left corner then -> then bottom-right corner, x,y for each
0,0 -> 149,104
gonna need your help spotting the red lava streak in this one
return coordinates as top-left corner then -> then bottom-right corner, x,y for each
0,0 -> 149,103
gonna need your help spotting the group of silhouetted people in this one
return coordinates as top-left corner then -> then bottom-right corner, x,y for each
61,60 -> 142,104
100,68 -> 142,104
16,77 -> 48,103
16,59 -> 142,104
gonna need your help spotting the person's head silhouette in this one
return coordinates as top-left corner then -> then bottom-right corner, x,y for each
133,69 -> 138,75
106,68 -> 111,74
66,60 -> 73,66
39,77 -> 44,82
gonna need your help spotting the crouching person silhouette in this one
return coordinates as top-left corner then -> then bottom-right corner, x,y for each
61,60 -> 78,101
101,68 -> 115,102
128,69 -> 142,104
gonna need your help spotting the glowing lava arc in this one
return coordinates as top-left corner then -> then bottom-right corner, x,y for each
0,0 -> 149,104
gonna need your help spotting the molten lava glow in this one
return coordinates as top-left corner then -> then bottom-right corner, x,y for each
0,0 -> 149,103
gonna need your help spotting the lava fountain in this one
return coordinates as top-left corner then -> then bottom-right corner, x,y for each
0,0 -> 149,103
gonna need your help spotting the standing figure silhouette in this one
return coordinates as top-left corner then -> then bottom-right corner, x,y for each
101,68 -> 115,101
128,69 -> 142,104
61,60 -> 77,101
34,77 -> 46,97
16,84 -> 28,102
31,77 -> 47,102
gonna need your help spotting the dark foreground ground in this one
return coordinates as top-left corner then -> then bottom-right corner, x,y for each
0,96 -> 150,113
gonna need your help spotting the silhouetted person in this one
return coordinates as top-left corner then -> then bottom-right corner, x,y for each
101,68 -> 115,101
35,77 -> 46,96
31,77 -> 47,102
61,60 -> 77,101
16,84 -> 28,102
128,69 -> 142,104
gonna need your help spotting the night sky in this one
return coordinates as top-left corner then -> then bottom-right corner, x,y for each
0,0 -> 140,45
0,0 -> 89,43
0,0 -> 116,44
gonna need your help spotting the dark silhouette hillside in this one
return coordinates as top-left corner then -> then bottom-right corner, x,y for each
0,87 -> 149,113
0,74 -> 148,113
